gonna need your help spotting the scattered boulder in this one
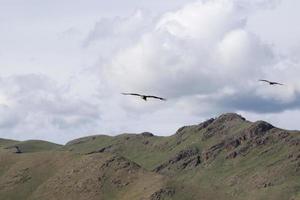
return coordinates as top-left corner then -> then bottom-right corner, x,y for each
150,188 -> 175,200
263,182 -> 272,188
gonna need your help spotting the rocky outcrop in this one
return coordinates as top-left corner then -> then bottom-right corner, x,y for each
150,188 -> 175,200
197,118 -> 215,130
214,113 -> 246,123
141,132 -> 154,137
202,113 -> 247,140
202,121 -> 276,161
1,112 -> 299,200
85,145 -> 114,155
243,121 -> 274,139
175,118 -> 215,137
202,142 -> 225,161
100,155 -> 141,172
0,168 -> 31,190
154,147 -> 201,173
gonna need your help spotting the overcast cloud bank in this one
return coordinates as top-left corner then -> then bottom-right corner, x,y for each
0,0 -> 300,143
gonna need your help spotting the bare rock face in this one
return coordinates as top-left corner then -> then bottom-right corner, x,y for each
225,139 -> 241,151
202,142 -> 225,162
197,118 -> 215,130
141,132 -> 154,137
243,121 -> 274,139
202,121 -> 275,161
175,118 -> 215,137
85,145 -> 114,155
66,136 -> 98,145
289,137 -> 300,146
0,168 -> 31,190
226,151 -> 238,159
154,147 -> 201,173
202,113 -> 247,140
214,113 -> 246,123
175,125 -> 193,136
150,188 -> 175,200
100,155 -> 141,172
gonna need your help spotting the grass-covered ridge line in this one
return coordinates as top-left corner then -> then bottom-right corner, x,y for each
0,113 -> 299,200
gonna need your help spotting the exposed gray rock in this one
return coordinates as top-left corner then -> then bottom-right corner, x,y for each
150,188 -> 175,200
141,132 -> 154,137
197,118 -> 215,130
244,121 -> 274,139
154,147 -> 201,172
85,145 -> 113,155
215,113 -> 246,123
226,151 -> 238,159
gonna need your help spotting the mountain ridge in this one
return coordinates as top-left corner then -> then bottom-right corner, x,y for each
0,113 -> 299,200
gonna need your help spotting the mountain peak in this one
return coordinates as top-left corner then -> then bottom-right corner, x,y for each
1,113 -> 299,200
215,113 -> 246,123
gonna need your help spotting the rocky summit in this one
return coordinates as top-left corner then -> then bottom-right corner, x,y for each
0,113 -> 299,200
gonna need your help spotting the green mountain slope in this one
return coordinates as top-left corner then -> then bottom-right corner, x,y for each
0,113 -> 299,200
5,140 -> 62,153
0,138 -> 19,147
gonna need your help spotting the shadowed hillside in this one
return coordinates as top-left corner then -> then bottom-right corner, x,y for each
0,113 -> 299,200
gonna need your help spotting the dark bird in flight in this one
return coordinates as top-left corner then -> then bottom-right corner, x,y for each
259,79 -> 284,86
14,146 -> 22,154
4,145 -> 22,153
121,93 -> 166,101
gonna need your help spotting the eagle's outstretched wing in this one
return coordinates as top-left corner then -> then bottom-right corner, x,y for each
259,79 -> 271,83
146,95 -> 167,101
121,93 -> 142,97
122,93 -> 166,101
259,80 -> 284,86
272,82 -> 284,85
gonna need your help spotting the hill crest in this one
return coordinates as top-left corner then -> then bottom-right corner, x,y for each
0,113 -> 299,200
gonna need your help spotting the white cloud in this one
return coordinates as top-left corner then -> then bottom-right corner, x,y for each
92,0 -> 300,131
0,74 -> 101,142
100,0 -> 289,105
1,0 -> 300,143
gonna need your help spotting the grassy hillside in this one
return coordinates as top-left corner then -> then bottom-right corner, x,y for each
0,138 -> 19,147
0,113 -> 299,200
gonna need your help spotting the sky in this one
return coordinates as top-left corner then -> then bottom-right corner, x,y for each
1,0 -> 300,144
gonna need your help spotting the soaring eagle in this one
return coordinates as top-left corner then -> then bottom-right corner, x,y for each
14,146 -> 22,153
259,79 -> 284,86
121,93 -> 166,101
